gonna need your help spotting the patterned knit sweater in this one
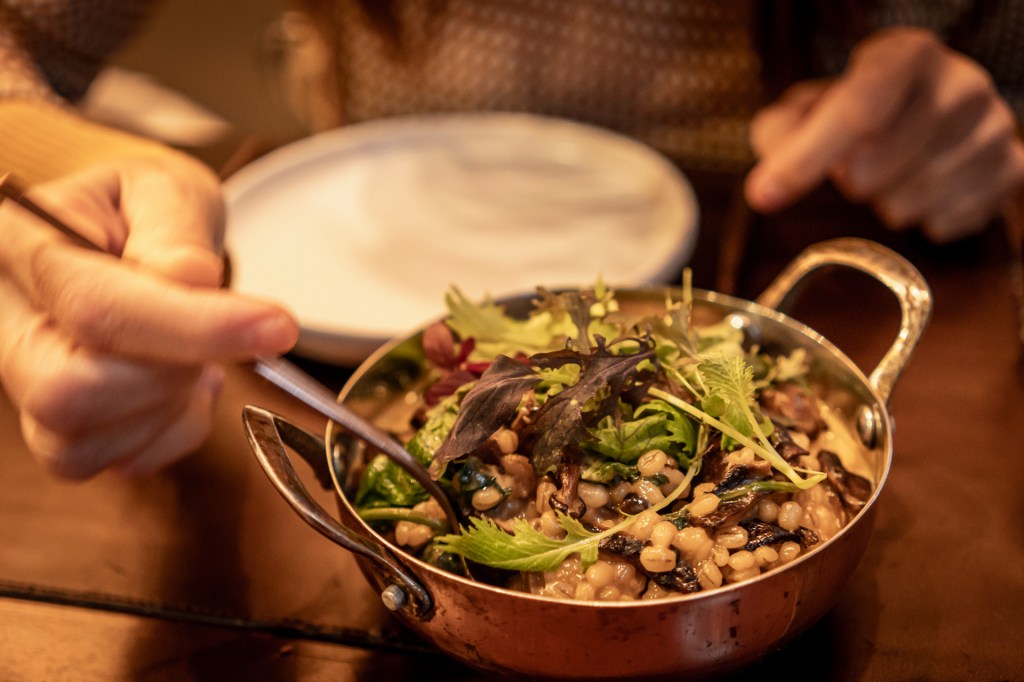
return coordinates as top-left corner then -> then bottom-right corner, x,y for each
1,0 -> 1022,178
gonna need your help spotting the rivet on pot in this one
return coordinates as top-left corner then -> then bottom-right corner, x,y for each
381,584 -> 408,611
726,314 -> 761,346
856,405 -> 881,449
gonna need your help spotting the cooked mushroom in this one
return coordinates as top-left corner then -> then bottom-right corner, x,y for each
739,517 -> 820,550
650,558 -> 702,594
550,457 -> 586,518
770,424 -> 812,464
613,493 -> 649,515
819,450 -> 873,512
760,383 -> 824,436
599,533 -> 645,557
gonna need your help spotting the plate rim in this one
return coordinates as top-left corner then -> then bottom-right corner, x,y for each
224,112 -> 700,364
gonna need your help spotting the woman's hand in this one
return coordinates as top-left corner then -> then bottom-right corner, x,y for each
745,27 -> 1024,243
0,155 -> 299,479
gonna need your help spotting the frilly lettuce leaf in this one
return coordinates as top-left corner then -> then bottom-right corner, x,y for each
583,400 -> 696,465
653,353 -> 825,489
435,514 -> 600,572
443,284 -> 622,361
444,287 -> 577,360
435,459 -> 700,572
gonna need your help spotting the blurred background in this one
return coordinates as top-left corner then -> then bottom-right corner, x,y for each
90,0 -> 310,170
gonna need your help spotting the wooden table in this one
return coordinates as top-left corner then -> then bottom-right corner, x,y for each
2,176 -> 1022,681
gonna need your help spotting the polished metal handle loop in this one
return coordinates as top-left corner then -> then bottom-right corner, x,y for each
242,405 -> 433,619
756,237 -> 932,406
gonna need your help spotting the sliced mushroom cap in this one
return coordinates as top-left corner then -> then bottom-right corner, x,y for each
690,458 -> 774,533
690,490 -> 768,532
770,424 -> 811,464
739,518 -> 820,550
613,493 -> 649,516
599,533 -> 645,557
819,450 -> 873,512
550,456 -> 586,518
650,558 -> 702,594
760,383 -> 824,437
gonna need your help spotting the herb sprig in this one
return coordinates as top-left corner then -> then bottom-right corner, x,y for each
651,369 -> 825,491
434,459 -> 700,572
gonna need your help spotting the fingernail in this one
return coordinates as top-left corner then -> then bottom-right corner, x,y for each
745,167 -> 782,212
249,314 -> 299,354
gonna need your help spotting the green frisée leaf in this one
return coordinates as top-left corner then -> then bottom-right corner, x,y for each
435,514 -> 600,572
700,352 -> 756,407
585,413 -> 674,463
636,400 -> 698,461
769,348 -> 810,384
534,363 -> 581,402
444,287 -> 575,359
533,288 -> 595,352
434,459 -> 701,572
699,353 -> 782,451
651,366 -> 827,489
584,401 -> 696,465
532,280 -> 623,349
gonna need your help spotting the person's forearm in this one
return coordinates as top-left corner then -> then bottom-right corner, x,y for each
0,98 -> 179,184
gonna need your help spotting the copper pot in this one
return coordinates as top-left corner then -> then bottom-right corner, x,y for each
243,238 -> 931,680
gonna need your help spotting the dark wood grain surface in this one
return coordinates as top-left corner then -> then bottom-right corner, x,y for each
2,176 -> 1022,681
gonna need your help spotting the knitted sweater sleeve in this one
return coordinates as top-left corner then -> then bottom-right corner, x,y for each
0,0 -> 176,184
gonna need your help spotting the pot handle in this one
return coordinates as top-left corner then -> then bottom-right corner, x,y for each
756,237 -> 932,406
242,405 -> 433,619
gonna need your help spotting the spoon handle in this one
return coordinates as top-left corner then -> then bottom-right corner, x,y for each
254,355 -> 460,530
0,172 -> 108,251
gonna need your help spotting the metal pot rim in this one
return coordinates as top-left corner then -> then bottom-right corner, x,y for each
327,282 -> 896,607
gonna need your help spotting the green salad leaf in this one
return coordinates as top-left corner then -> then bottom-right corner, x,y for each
651,354 -> 825,489
580,458 -> 637,483
405,394 -> 460,465
584,413 -> 676,463
444,287 -> 574,359
356,394 -> 458,509
435,459 -> 700,572
583,400 -> 696,465
355,455 -> 430,509
435,514 -> 600,572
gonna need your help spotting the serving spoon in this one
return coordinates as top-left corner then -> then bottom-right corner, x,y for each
0,173 -> 461,533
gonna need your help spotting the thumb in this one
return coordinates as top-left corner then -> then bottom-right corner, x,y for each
117,155 -> 227,287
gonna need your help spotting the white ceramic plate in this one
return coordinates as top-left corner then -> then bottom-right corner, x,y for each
224,113 -> 699,365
